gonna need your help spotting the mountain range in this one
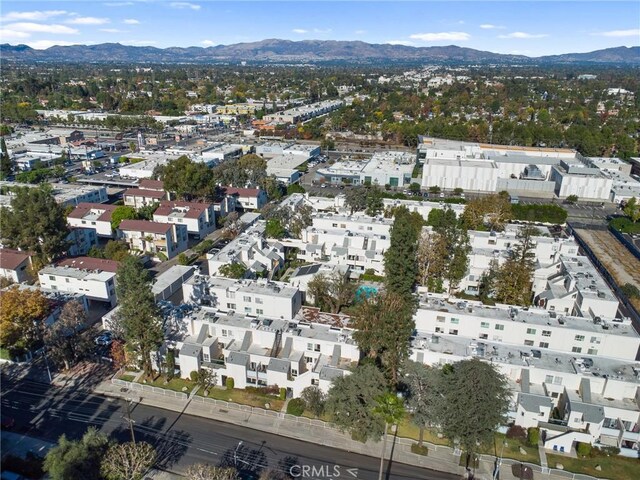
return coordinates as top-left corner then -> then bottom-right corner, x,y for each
1,40 -> 639,65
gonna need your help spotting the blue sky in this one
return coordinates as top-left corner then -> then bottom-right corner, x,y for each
1,1 -> 638,56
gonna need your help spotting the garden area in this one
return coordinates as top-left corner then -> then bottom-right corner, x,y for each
200,385 -> 285,411
547,451 -> 640,480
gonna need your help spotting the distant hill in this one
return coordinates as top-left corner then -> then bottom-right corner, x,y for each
1,40 -> 638,65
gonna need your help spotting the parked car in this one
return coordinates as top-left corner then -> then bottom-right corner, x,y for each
94,331 -> 113,346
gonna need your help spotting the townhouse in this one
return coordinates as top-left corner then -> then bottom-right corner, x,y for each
67,203 -> 118,238
38,257 -> 119,308
123,180 -> 169,208
153,201 -> 216,239
118,219 -> 188,260
222,187 -> 268,210
207,221 -> 284,278
0,248 -> 32,283
298,214 -> 392,275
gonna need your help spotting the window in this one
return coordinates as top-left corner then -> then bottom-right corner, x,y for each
203,353 -> 210,362
479,333 -> 488,340
243,296 -> 252,302
256,309 -> 263,315
244,307 -> 251,313
435,327 -> 443,333
526,328 -> 536,335
574,335 -> 585,342
524,340 -> 534,346
255,298 -> 263,304
304,356 -> 314,364
291,369 -> 298,377
590,336 -> 601,344
450,318 -> 459,324
226,303 -> 236,310
228,291 -> 236,299
572,346 -> 582,353
545,375 -> 554,383
539,342 -> 549,348
495,324 -> 504,331
65,278 -> 70,283
448,329 -> 458,335
542,330 -> 552,337
221,329 -> 230,337
49,275 -> 56,281
436,315 -> 445,323
480,322 -> 489,329
314,344 -> 321,352
587,349 -> 598,355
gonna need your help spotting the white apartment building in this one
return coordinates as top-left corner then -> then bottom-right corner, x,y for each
153,201 -> 216,239
123,187 -> 168,208
184,276 -> 302,321
161,304 -> 358,396
207,221 -> 284,279
223,187 -> 268,210
67,202 -> 118,238
118,219 -> 188,260
0,248 -> 32,283
0,181 -> 108,207
298,214 -> 392,275
38,257 -> 119,307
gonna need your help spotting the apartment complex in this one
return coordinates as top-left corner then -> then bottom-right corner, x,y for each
264,100 -> 343,124
67,202 -> 118,238
153,201 -> 216,239
0,248 -> 32,283
118,219 -> 188,260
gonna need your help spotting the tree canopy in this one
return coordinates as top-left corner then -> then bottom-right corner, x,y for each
306,271 -> 355,314
384,206 -> 422,297
44,427 -> 110,480
0,286 -> 51,354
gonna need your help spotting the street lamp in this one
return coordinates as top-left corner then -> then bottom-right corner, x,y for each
33,320 -> 52,383
493,440 -> 508,480
233,441 -> 243,468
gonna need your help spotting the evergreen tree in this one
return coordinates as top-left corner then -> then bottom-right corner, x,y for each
44,427 -> 110,480
115,256 -> 163,377
494,226 -> 538,306
0,137 -> 12,179
384,206 -> 421,297
404,361 -> 445,447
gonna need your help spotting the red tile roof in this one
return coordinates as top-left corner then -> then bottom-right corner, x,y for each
153,201 -> 212,219
138,179 -> 165,191
0,248 -> 31,270
123,188 -> 167,199
119,219 -> 172,234
223,187 -> 262,197
67,202 -> 118,222
57,257 -> 120,273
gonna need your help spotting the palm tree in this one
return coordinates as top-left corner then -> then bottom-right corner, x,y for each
373,393 -> 405,480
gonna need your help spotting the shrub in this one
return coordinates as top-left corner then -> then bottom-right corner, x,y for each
597,445 -> 620,456
576,442 -> 592,457
621,283 -> 640,299
527,427 -> 540,446
279,387 -> 287,401
286,398 -> 305,416
156,251 -> 168,261
177,253 -> 189,265
190,371 -> 198,382
512,204 -> 568,224
411,444 -> 429,456
225,377 -> 234,390
506,425 -> 527,440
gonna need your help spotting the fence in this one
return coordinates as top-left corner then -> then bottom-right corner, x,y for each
111,378 -> 188,400
608,226 -> 640,261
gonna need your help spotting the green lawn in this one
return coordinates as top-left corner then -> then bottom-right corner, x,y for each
202,387 -> 285,410
119,374 -> 136,382
547,453 -> 640,480
396,420 -> 450,446
142,376 -> 194,393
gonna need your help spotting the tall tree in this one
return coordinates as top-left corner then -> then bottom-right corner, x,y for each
352,292 -> 415,387
0,185 -> 69,262
0,286 -> 51,354
404,361 -> 444,447
185,464 -> 239,480
344,186 -> 368,214
300,385 -> 327,418
623,197 -> 640,223
110,205 -> 137,230
326,364 -> 387,442
416,230 -> 446,292
0,136 -> 12,179
101,442 -> 156,480
115,256 -> 163,377
365,185 -> 384,216
306,271 -> 355,314
384,206 -> 421,297
373,393 -> 405,480
44,427 -> 110,480
437,359 -> 511,461
494,226 -> 538,306
462,194 -> 512,231
44,300 -> 92,370
159,155 -> 213,200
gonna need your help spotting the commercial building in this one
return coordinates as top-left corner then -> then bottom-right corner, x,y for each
266,154 -> 308,185
38,257 -> 119,307
316,151 -> 415,187
118,219 -> 188,260
550,160 -> 613,200
264,100 -> 343,124
153,201 -> 216,239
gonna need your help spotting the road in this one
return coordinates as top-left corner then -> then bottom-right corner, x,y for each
0,377 -> 455,480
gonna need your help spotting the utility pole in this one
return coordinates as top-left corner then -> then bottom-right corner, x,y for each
123,398 -> 136,444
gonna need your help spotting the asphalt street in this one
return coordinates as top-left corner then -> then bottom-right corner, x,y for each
1,377 -> 456,480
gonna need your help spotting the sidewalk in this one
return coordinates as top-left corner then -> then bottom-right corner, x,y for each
97,379 -> 575,480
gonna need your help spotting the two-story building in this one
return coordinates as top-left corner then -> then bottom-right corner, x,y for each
0,248 -> 32,283
67,203 -> 118,238
123,180 -> 169,208
118,219 -> 188,260
222,187 -> 268,211
153,201 -> 216,240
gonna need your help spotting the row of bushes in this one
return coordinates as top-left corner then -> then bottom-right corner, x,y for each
577,442 -> 621,457
609,216 -> 640,234
506,425 -> 539,446
511,204 -> 568,224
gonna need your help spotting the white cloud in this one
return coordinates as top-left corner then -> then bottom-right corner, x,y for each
3,23 -> 79,35
498,32 -> 549,39
410,31 -> 471,42
385,40 -> 415,46
0,28 -> 31,39
354,30 -> 366,35
201,39 -> 215,46
123,19 -> 140,25
26,40 -> 75,50
592,29 -> 640,38
480,24 -> 505,30
170,2 -> 201,10
67,17 -> 110,25
292,29 -> 308,34
0,10 -> 67,22
313,28 -> 332,34
100,28 -> 124,33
